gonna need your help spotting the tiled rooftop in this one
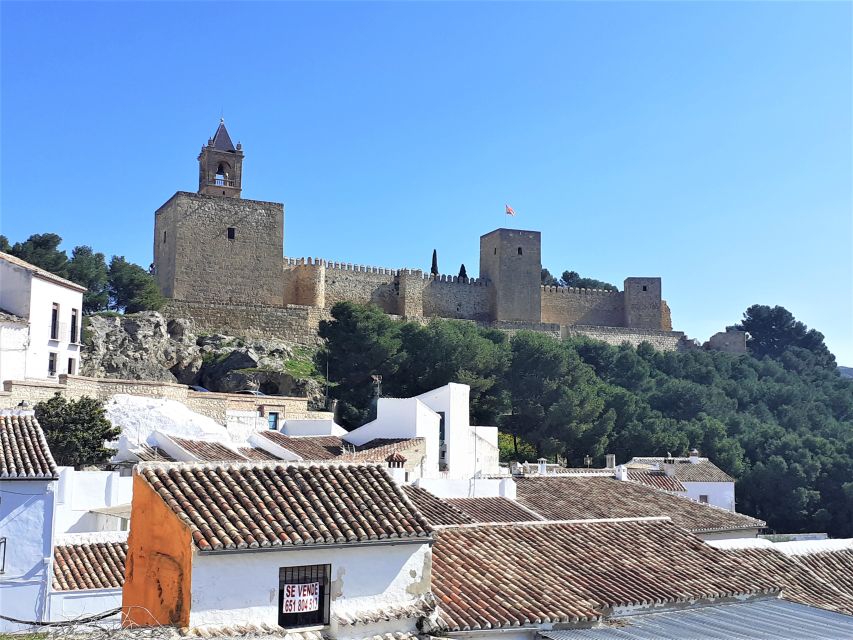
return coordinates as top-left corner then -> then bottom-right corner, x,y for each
515,476 -> 764,533
342,438 -> 425,463
447,497 -> 543,522
401,485 -> 475,525
258,433 -> 344,460
718,546 -> 853,616
0,250 -> 88,292
53,536 -> 128,591
236,446 -> 281,461
170,437 -> 247,462
630,457 -> 734,482
138,461 -> 432,551
132,443 -> 175,462
431,518 -> 778,632
626,469 -> 686,493
0,414 -> 58,480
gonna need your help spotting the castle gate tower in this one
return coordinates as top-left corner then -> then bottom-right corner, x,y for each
479,228 -> 542,323
153,120 -> 284,306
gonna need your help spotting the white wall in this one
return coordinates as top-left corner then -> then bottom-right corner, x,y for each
283,419 -> 347,437
697,528 -> 761,541
0,322 -> 28,385
24,276 -> 83,381
684,481 -> 735,512
54,468 -> 133,534
0,479 -> 56,632
345,398 -> 440,478
0,258 -> 33,319
415,384 -> 470,478
188,541 -> 431,636
47,588 -> 122,625
416,477 -> 516,499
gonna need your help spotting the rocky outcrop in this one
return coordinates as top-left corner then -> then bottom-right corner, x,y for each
82,312 -> 322,404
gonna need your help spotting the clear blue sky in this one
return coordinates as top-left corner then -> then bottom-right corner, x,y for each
2,2 -> 851,362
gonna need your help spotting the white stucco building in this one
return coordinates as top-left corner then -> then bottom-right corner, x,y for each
0,412 -> 60,632
630,451 -> 736,511
0,251 -> 86,385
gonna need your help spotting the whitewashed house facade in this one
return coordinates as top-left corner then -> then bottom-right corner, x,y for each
0,251 -> 86,385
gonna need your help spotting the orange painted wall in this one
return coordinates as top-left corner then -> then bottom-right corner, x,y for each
122,472 -> 193,628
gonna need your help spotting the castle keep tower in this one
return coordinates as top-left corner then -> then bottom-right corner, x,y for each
479,228 -> 542,323
153,121 -> 284,306
198,119 -> 243,198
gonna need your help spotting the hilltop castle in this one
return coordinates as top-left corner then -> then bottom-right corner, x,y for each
154,121 -> 688,349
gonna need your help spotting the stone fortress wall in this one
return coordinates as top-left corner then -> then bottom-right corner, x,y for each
152,121 -> 741,354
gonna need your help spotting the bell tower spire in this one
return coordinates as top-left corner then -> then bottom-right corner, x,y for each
198,119 -> 243,198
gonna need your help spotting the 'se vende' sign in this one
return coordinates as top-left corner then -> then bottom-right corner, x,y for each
282,582 -> 320,613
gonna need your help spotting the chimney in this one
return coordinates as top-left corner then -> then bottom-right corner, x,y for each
605,453 -> 616,469
386,452 -> 407,484
537,457 -> 548,476
689,448 -> 700,463
615,465 -> 629,481
662,452 -> 676,477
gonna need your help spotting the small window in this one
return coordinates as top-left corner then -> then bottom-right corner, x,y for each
70,309 -> 78,343
48,352 -> 57,377
517,247 -> 523,255
699,495 -> 709,504
50,303 -> 59,340
268,412 -> 279,431
0,537 -> 6,574
642,285 -> 647,292
163,230 -> 167,243
67,358 -> 75,375
279,564 -> 331,629
227,227 -> 236,240
494,248 -> 497,255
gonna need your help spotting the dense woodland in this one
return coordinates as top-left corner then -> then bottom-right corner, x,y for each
319,302 -> 853,537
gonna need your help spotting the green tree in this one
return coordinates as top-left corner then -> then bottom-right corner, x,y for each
318,302 -> 404,428
9,233 -> 68,276
735,304 -> 835,369
35,395 -> 121,468
541,268 -> 559,286
560,270 -> 617,291
108,256 -> 165,313
67,245 -> 109,312
0,235 -> 9,252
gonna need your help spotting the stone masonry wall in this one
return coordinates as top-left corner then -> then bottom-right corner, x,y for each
422,275 -> 491,321
155,192 -> 284,307
562,325 -> 686,351
0,375 -> 323,426
321,261 -> 399,314
541,287 -> 625,326
163,300 -> 330,346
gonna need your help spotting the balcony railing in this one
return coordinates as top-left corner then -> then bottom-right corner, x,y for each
209,177 -> 236,187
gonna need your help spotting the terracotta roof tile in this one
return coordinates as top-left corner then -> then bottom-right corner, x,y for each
237,446 -> 281,461
133,444 -> 175,462
258,433 -> 344,460
138,461 -> 433,551
626,469 -> 686,493
631,457 -> 734,482
402,486 -> 475,526
335,594 -> 436,626
432,519 -> 779,632
53,539 -> 127,590
447,497 -> 543,523
0,414 -> 58,480
343,438 -> 424,463
719,547 -> 853,616
170,437 -> 247,462
515,476 -> 764,533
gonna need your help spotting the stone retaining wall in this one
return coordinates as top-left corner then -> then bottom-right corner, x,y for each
563,325 -> 686,351
0,374 -> 325,426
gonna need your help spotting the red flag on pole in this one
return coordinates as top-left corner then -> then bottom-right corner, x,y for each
505,204 -> 516,216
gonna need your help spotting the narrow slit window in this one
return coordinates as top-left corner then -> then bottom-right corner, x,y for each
50,303 -> 59,340
227,227 -> 236,240
70,309 -> 78,343
642,285 -> 647,291
517,247 -> 523,255
163,230 -> 167,243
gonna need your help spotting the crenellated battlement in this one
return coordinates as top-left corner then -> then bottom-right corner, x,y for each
425,273 -> 489,286
541,285 -> 620,296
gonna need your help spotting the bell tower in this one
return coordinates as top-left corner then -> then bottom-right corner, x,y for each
198,119 -> 243,198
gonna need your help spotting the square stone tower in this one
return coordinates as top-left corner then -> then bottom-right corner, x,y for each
479,228 -> 542,323
623,277 -> 663,329
153,121 -> 284,306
